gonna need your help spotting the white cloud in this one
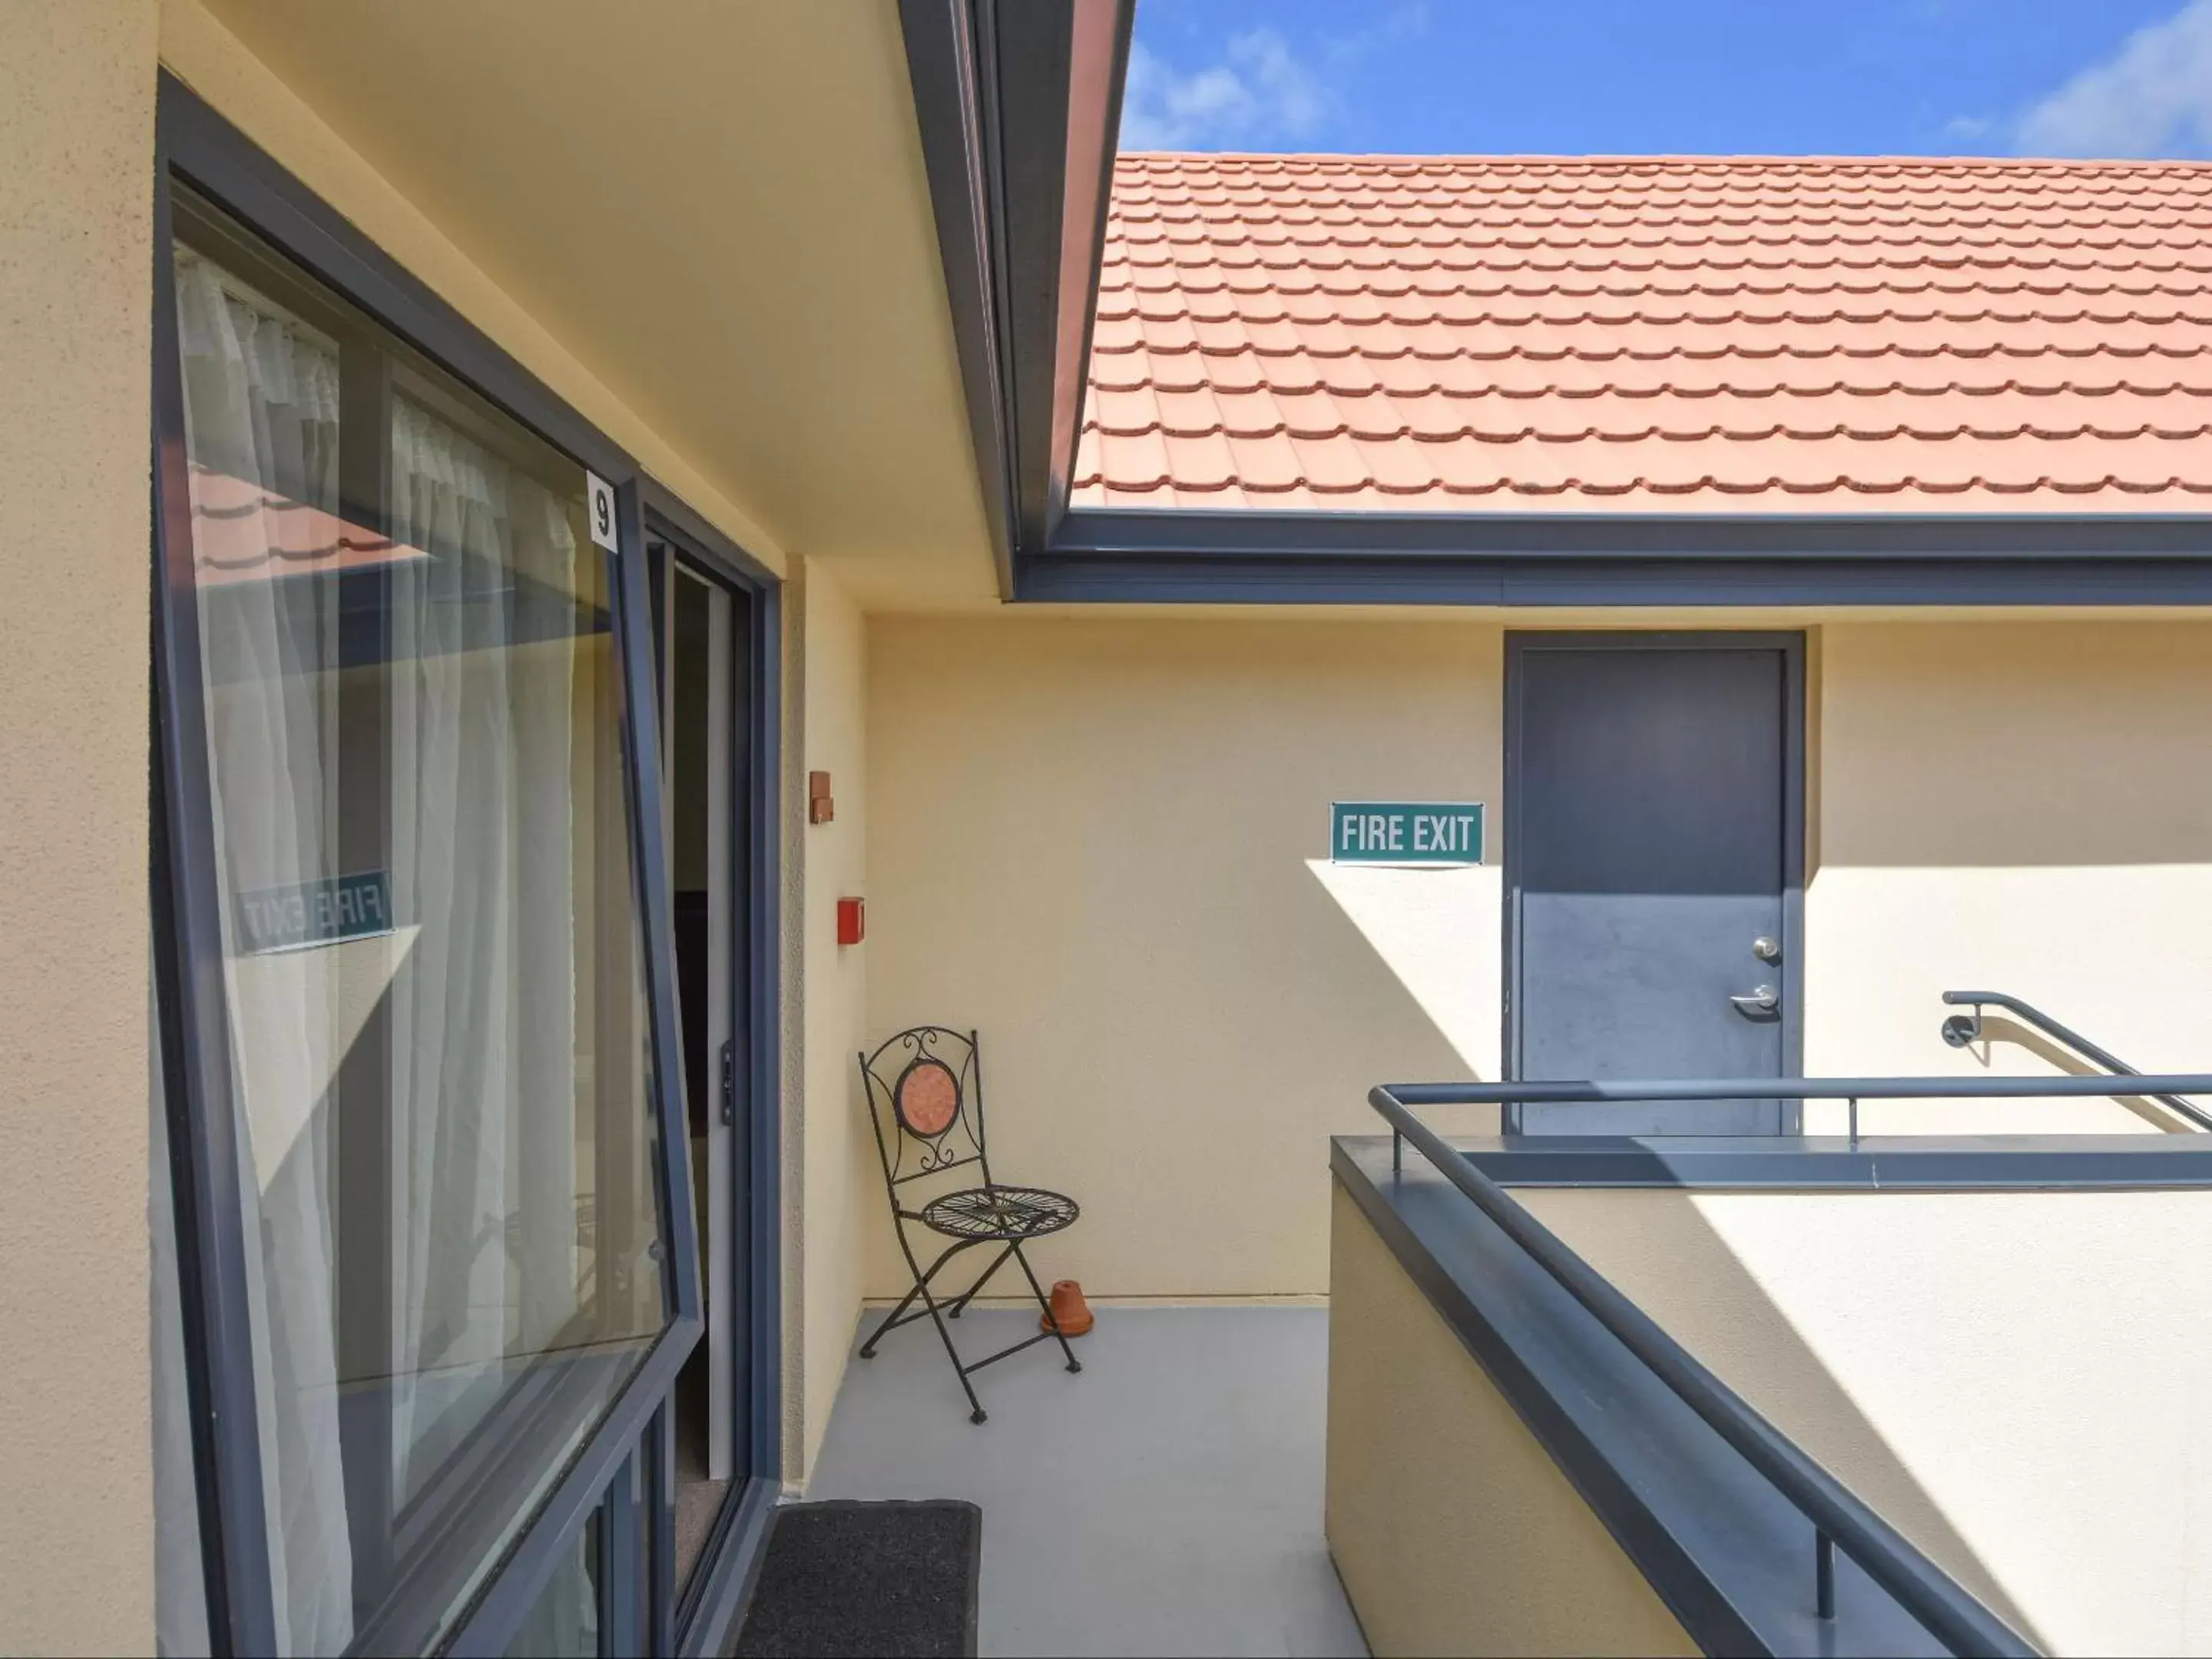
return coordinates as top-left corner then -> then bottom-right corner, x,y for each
2017,0 -> 2212,158
1323,0 -> 1431,68
1119,28 -> 1334,151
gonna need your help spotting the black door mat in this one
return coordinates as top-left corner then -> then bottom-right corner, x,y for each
731,1499 -> 981,1659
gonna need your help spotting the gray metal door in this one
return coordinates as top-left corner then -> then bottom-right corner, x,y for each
1507,636 -> 1800,1134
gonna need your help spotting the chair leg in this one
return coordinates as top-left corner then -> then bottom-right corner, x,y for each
861,1238 -> 970,1358
866,1228 -> 992,1423
916,1284 -> 990,1425
1012,1240 -> 1082,1374
944,1242 -> 1018,1319
859,1279 -> 925,1359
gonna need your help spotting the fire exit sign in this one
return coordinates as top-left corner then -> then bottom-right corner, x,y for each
1330,802 -> 1484,866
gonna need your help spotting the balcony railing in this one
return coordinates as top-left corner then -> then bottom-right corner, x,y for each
1366,1052 -> 2212,1657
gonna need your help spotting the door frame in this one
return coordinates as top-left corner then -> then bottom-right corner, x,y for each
1502,631 -> 1807,1134
642,485 -> 786,1657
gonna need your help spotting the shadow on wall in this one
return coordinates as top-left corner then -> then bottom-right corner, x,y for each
1962,1015 -> 2200,1133
1527,1188 -> 2050,1652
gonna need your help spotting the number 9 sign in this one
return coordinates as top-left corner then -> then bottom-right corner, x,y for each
585,471 -> 620,553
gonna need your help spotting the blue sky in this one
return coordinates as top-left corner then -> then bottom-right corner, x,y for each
1122,0 -> 2212,157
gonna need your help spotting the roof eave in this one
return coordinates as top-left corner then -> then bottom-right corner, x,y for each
900,0 -> 1134,601
1028,505 -> 2212,605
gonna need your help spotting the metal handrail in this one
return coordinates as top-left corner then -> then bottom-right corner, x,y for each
1940,989 -> 2212,1131
1365,1075 -> 2184,1657
1382,1072 -> 2212,1105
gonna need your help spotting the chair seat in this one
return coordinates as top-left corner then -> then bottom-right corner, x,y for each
916,1184 -> 1079,1242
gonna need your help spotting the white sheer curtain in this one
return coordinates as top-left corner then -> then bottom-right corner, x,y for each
174,248 -> 355,1657
172,250 -> 594,1654
385,395 -> 584,1500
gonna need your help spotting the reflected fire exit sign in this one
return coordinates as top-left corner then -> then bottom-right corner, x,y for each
235,870 -> 394,955
1330,802 -> 1484,866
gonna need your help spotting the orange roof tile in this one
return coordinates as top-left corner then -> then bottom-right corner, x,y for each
188,466 -> 426,584
1073,154 -> 2212,512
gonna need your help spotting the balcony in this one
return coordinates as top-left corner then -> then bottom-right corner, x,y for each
807,1305 -> 1366,1657
788,1001 -> 2212,1658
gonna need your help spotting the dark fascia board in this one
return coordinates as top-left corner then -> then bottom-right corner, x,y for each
898,0 -> 1017,595
1031,505 -> 2212,605
991,0 -> 1073,555
1018,549 -> 2212,606
1056,505 -> 2212,559
899,0 -> 1132,599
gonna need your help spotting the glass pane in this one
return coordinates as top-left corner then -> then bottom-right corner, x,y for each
168,189 -> 667,1654
502,1509 -> 601,1659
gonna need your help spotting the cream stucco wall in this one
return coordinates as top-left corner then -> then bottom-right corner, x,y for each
0,4 -> 160,1651
789,560 -> 874,1483
1326,1187 -> 1699,1658
866,616 -> 1507,1300
864,614 -> 2212,1298
1526,1185 -> 2212,1656
1805,620 -> 2212,1134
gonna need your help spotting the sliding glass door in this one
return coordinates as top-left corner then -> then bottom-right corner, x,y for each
154,177 -> 695,1656
152,80 -> 778,1657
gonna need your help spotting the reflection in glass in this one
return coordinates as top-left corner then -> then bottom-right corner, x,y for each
170,190 -> 666,1654
503,1510 -> 601,1659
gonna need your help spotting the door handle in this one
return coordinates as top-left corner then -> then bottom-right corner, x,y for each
1730,983 -> 1780,1018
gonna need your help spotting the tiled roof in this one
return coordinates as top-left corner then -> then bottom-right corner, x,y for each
1073,154 -> 2212,512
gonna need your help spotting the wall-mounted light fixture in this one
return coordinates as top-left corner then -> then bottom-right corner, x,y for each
836,896 -> 866,946
809,770 -> 834,825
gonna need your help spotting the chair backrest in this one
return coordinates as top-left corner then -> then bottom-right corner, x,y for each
857,1026 -> 990,1190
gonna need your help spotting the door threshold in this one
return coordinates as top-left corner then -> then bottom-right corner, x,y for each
677,1475 -> 780,1657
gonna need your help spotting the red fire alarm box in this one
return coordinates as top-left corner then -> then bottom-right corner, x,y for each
836,896 -> 866,945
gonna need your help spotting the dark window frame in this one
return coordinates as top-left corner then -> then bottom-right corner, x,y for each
636,488 -> 789,1659
150,71 -> 780,1657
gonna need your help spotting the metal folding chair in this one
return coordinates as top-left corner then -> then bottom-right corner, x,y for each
856,1027 -> 1082,1422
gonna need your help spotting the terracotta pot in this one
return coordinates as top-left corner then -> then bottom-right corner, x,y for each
1041,1278 -> 1094,1336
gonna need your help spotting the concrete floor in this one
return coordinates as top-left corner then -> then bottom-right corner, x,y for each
806,1305 -> 1369,1659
